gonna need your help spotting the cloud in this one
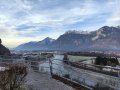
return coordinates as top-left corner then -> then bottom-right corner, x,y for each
0,0 -> 119,48
105,9 -> 120,26
0,24 -> 17,37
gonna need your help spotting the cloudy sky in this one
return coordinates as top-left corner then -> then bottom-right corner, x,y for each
0,0 -> 120,48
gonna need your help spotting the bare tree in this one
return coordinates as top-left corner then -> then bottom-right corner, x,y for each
0,70 -> 9,90
0,64 -> 27,90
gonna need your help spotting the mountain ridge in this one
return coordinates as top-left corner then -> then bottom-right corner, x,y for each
14,37 -> 55,51
14,26 -> 120,51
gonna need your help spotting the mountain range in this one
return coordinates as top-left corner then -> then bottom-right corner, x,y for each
14,26 -> 120,51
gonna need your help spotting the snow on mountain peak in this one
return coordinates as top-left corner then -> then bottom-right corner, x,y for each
65,30 -> 89,34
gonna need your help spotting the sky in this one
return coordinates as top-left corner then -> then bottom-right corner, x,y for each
0,0 -> 120,48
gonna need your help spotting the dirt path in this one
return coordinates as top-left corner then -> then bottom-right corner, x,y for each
26,70 -> 75,90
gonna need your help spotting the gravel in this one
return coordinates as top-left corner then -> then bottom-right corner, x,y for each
26,70 -> 75,90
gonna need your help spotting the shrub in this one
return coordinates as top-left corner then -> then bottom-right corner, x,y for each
0,64 -> 27,90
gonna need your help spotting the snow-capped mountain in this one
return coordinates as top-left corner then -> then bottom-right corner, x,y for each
14,26 -> 120,51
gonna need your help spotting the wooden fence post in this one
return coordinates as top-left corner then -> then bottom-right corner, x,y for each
49,58 -> 53,76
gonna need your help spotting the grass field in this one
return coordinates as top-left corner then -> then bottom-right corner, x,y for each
68,55 -> 95,62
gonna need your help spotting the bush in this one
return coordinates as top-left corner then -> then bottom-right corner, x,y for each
0,64 -> 27,90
